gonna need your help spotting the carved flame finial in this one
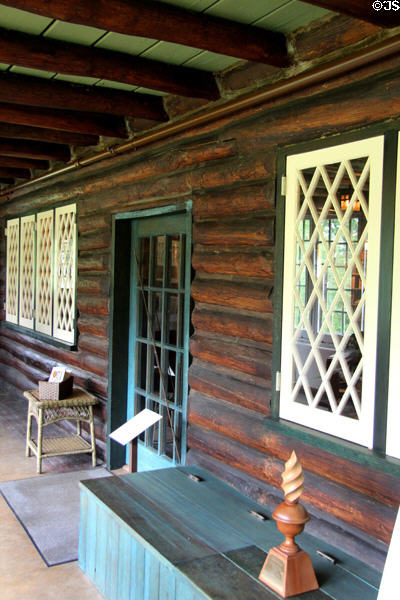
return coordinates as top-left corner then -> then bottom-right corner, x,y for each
281,451 -> 304,504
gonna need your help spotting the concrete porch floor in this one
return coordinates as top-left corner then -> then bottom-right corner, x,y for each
0,378 -> 105,600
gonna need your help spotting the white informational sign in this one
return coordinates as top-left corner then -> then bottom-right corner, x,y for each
48,366 -> 66,383
109,409 -> 162,446
378,505 -> 400,599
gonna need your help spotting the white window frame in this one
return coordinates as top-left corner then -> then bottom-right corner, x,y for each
5,218 -> 20,325
19,214 -> 36,330
280,136 -> 384,448
5,203 -> 77,345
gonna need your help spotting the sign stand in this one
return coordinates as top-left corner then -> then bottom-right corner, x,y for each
109,409 -> 162,474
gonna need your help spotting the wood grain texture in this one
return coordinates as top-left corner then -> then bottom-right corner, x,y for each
193,217 -> 274,247
0,122 -> 98,146
190,334 -> 272,379
0,26 -> 219,99
192,249 -> 274,277
192,306 -> 274,344
188,359 -> 270,414
0,71 -> 167,121
188,424 -> 396,543
191,278 -> 273,313
2,0 -> 289,66
0,138 -> 70,161
0,102 -> 128,138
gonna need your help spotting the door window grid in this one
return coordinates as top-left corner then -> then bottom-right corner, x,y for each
132,229 -> 188,465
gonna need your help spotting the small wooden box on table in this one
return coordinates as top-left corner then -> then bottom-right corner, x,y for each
24,387 -> 98,474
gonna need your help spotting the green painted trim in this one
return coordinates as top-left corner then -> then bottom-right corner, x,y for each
107,217 -> 132,469
264,416 -> 400,478
271,153 -> 286,418
373,131 -> 398,453
108,202 -> 192,470
114,200 -> 192,222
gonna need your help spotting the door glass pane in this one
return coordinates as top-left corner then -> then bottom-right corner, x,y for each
130,215 -> 189,466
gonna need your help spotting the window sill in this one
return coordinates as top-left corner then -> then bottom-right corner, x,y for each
264,415 -> 400,478
1,321 -> 77,350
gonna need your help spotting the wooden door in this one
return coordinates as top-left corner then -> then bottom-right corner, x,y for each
127,212 -> 191,470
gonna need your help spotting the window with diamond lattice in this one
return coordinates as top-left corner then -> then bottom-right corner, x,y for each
5,203 -> 76,345
280,137 -> 384,448
19,215 -> 35,329
53,204 -> 76,344
5,218 -> 19,324
36,210 -> 53,336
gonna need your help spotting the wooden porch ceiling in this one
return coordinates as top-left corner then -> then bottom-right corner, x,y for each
0,0 -> 395,190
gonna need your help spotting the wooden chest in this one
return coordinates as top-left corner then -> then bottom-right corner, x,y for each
79,466 -> 381,599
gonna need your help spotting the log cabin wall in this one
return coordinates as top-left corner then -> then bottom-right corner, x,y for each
0,15 -> 399,568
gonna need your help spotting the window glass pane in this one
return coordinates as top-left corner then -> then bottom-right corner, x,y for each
280,137 -> 383,447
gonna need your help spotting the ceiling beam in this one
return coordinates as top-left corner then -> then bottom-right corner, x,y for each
0,139 -> 70,161
0,123 -> 98,146
0,166 -> 30,179
0,102 -> 128,137
0,156 -> 48,170
301,0 -> 397,28
0,0 -> 290,66
0,72 -> 168,120
0,27 -> 219,99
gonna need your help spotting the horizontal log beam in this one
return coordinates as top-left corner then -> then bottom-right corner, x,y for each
0,71 -> 168,121
192,250 -> 274,278
0,327 -> 108,396
0,122 -> 98,146
189,392 -> 400,507
302,0 -> 396,28
0,27 -> 219,100
0,102 -> 128,137
1,0 -> 290,67
190,334 -> 272,380
191,278 -> 273,313
189,360 -> 270,414
192,306 -> 273,343
193,217 -> 274,246
0,138 -> 70,161
0,155 -> 48,170
188,423 -> 396,543
0,166 -> 30,179
193,182 -> 275,220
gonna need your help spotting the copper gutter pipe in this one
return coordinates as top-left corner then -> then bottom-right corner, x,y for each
1,33 -> 399,199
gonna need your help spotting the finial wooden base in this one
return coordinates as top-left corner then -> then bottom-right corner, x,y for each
259,546 -> 318,598
258,451 -> 319,597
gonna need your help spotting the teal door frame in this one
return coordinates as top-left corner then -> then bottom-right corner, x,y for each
107,201 -> 192,470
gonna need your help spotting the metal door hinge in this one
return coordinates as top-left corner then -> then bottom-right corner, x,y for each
275,371 -> 281,392
281,176 -> 287,197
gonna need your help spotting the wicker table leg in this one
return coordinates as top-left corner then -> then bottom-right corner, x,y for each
26,406 -> 32,457
37,408 -> 43,474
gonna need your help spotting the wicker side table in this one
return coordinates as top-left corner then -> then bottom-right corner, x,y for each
24,387 -> 98,474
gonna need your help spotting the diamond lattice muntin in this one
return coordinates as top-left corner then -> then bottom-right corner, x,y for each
7,220 -> 19,319
20,218 -> 35,321
36,212 -> 53,330
292,157 -> 369,421
55,209 -> 75,335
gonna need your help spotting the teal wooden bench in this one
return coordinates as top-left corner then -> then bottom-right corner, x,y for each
79,466 -> 381,600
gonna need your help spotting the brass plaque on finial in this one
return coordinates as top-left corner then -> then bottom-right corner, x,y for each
258,451 -> 319,597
